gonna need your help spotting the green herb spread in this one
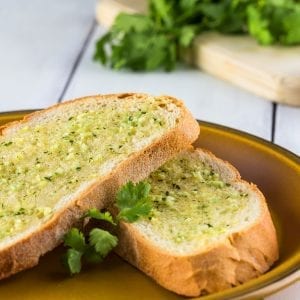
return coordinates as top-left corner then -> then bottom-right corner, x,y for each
0,98 -> 179,241
139,154 -> 258,249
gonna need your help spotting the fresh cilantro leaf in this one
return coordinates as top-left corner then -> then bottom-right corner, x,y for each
199,2 -> 227,28
112,13 -> 153,33
85,208 -> 116,225
94,32 -> 111,65
62,227 -> 117,273
179,0 -> 199,12
89,228 -> 118,258
116,181 -> 152,222
247,4 -> 274,45
62,248 -> 83,275
116,181 -> 150,210
83,246 -> 103,264
117,201 -> 152,223
95,12 -> 178,72
94,0 -> 300,72
246,0 -> 300,45
282,10 -> 300,44
61,181 -> 152,275
150,0 -> 174,27
179,26 -> 197,47
64,228 -> 86,252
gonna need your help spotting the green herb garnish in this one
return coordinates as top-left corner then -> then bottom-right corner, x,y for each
62,181 -> 152,275
116,181 -> 152,222
3,141 -> 13,146
89,228 -> 118,258
84,208 -> 116,225
94,0 -> 300,71
62,228 -> 86,274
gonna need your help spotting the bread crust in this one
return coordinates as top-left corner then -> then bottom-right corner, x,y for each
0,93 -> 200,279
115,148 -> 279,297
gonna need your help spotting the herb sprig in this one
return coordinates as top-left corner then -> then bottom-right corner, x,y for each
62,181 -> 152,275
94,0 -> 300,71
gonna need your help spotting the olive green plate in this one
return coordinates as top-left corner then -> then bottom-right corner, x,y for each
0,111 -> 299,300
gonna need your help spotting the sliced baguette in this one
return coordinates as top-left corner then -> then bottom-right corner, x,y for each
115,148 -> 279,297
0,93 -> 199,279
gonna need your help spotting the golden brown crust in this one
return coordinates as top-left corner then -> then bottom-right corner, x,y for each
0,93 -> 200,279
115,148 -> 279,297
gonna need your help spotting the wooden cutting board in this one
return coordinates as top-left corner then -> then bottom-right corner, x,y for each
96,0 -> 300,106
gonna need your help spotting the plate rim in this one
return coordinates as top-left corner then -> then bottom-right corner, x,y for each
0,109 -> 299,299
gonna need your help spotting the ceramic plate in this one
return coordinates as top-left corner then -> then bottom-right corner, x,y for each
0,111 -> 299,300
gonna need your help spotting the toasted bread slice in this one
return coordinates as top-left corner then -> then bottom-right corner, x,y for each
115,148 -> 279,297
0,93 -> 199,279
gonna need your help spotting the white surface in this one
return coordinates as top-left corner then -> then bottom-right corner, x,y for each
275,105 -> 300,155
268,282 -> 300,300
64,27 -> 273,140
0,0 -> 96,111
0,1 -> 299,299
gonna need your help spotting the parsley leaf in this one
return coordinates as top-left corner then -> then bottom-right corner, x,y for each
85,209 -> 116,225
179,25 -> 198,47
95,12 -> 178,71
62,227 -> 118,274
112,13 -> 153,33
283,11 -> 300,44
62,181 -> 153,275
116,181 -> 150,209
94,32 -> 111,65
117,202 -> 152,223
83,246 -> 103,264
247,1 -> 300,45
116,181 -> 152,222
150,0 -> 174,28
64,228 -> 86,252
89,228 -> 118,258
94,0 -> 300,71
62,248 -> 83,275
247,4 -> 275,45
